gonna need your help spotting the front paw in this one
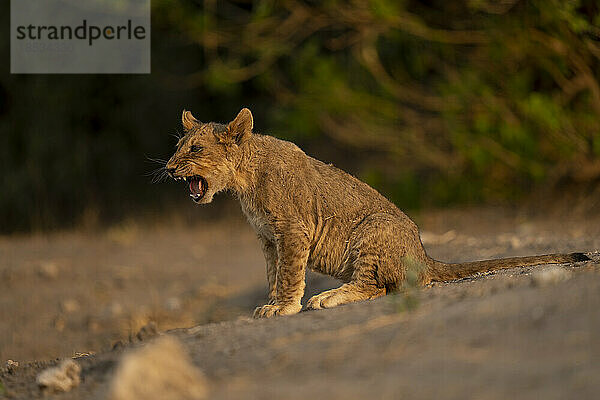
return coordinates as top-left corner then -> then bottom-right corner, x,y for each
253,302 -> 301,318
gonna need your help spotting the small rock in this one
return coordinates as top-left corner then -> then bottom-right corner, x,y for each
110,302 -> 124,316
109,336 -> 208,400
509,236 -> 522,249
38,262 -> 59,279
530,266 -> 572,287
87,318 -> 101,333
73,351 -> 94,358
36,359 -> 81,393
420,230 -> 456,245
531,305 -> 544,322
5,359 -> 19,374
61,299 -> 80,313
54,316 -> 65,332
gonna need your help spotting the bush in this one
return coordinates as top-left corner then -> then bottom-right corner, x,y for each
1,0 -> 599,232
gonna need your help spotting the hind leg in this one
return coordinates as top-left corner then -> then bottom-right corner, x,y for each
308,247 -> 387,310
306,281 -> 386,310
307,212 -> 427,310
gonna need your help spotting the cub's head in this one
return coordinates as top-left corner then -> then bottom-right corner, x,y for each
166,108 -> 253,204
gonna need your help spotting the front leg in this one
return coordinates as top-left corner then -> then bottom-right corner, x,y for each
254,227 -> 309,318
258,236 -> 278,304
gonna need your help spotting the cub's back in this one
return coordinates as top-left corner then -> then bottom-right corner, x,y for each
253,135 -> 402,219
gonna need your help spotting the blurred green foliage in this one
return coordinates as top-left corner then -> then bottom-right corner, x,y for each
1,0 -> 599,232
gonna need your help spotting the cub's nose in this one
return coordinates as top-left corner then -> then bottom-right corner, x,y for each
166,168 -> 176,177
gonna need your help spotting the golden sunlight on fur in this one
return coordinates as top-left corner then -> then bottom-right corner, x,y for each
166,108 -> 590,318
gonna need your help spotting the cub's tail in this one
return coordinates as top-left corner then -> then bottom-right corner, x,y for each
426,252 -> 590,282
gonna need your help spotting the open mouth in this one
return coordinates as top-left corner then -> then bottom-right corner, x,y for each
175,175 -> 207,202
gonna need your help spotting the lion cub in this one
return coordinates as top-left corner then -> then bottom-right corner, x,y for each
166,108 -> 589,318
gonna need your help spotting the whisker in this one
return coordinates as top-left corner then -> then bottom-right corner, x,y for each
146,166 -> 170,184
144,153 -> 171,184
144,166 -> 164,176
145,155 -> 168,165
170,130 -> 183,140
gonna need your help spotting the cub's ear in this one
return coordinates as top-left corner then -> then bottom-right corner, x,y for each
220,108 -> 253,145
182,110 -> 199,131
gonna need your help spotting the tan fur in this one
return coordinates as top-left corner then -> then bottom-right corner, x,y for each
166,108 -> 590,318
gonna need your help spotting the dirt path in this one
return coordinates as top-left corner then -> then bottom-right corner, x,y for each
1,207 -> 599,399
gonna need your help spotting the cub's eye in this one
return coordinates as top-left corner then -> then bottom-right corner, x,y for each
190,145 -> 203,153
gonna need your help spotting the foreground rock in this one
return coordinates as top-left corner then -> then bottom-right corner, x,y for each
109,336 -> 208,400
36,359 -> 80,393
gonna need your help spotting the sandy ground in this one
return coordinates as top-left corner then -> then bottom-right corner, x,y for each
1,206 -> 599,399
